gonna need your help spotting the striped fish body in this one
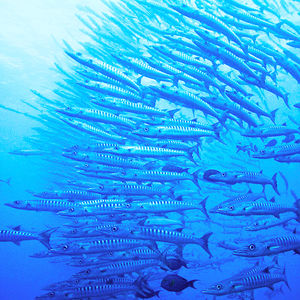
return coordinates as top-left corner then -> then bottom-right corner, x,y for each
102,145 -> 189,159
121,200 -> 203,213
0,229 -> 38,243
58,202 -> 132,217
89,183 -> 173,197
50,238 -> 155,255
5,199 -> 77,212
50,283 -> 137,299
62,151 -> 147,169
34,190 -> 100,200
230,273 -> 286,293
111,169 -> 194,183
58,108 -> 136,129
74,259 -> 159,279
93,98 -> 170,117
61,118 -> 125,142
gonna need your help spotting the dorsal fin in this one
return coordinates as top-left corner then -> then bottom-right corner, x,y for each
13,225 -> 21,231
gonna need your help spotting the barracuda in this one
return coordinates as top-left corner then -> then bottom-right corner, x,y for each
65,51 -> 140,91
92,97 -> 178,118
108,169 -> 201,189
208,170 -> 279,194
61,118 -> 125,143
233,233 -> 300,257
87,223 -> 212,256
62,151 -> 154,169
0,226 -> 56,249
252,143 -> 300,159
170,5 -> 246,52
212,198 -> 300,218
73,259 -> 161,279
57,107 -> 137,129
48,238 -> 156,255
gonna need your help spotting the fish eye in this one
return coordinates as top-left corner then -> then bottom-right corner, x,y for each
126,203 -> 131,208
69,208 -> 75,212
79,259 -> 83,264
229,206 -> 234,210
63,245 -> 69,250
221,173 -> 226,177
72,151 -> 77,155
112,226 -> 118,232
249,244 -> 256,251
86,269 -> 91,274
114,145 -> 119,150
260,150 -> 265,154
84,163 -> 89,167
14,200 -> 21,205
98,184 -> 104,190
72,229 -> 77,234
48,292 -> 55,297
216,284 -> 223,290
144,127 -> 149,132
66,107 -> 70,110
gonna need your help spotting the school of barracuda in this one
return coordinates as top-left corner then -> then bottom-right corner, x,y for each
2,0 -> 300,299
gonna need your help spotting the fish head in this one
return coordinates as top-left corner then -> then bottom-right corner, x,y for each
5,200 -> 32,209
56,106 -> 82,117
63,144 -> 80,152
214,202 -> 252,216
73,267 -> 96,278
36,290 -> 69,299
61,227 -> 86,238
233,241 -> 267,257
33,191 -> 58,199
252,148 -> 275,158
202,279 -> 236,296
132,125 -> 158,137
207,171 -> 236,183
50,242 -> 80,255
241,127 -> 261,137
244,219 -> 268,231
57,206 -> 90,217
62,151 -> 86,160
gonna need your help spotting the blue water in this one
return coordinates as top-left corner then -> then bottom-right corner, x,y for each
0,1 -> 299,299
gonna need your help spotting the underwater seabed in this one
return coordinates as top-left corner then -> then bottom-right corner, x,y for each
0,0 -> 300,300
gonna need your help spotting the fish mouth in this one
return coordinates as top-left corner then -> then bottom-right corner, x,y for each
57,210 -> 73,217
233,249 -> 249,256
201,289 -> 215,295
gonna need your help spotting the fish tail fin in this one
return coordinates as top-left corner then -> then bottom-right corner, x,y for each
198,232 -> 213,257
283,93 -> 289,108
187,146 -> 198,164
191,169 -> 201,190
270,108 -> 278,124
272,173 -> 280,195
294,198 -> 300,218
168,108 -> 180,118
188,280 -> 198,289
279,171 -> 288,192
282,266 -> 291,290
148,241 -> 158,251
39,227 -> 57,250
199,196 -> 209,219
